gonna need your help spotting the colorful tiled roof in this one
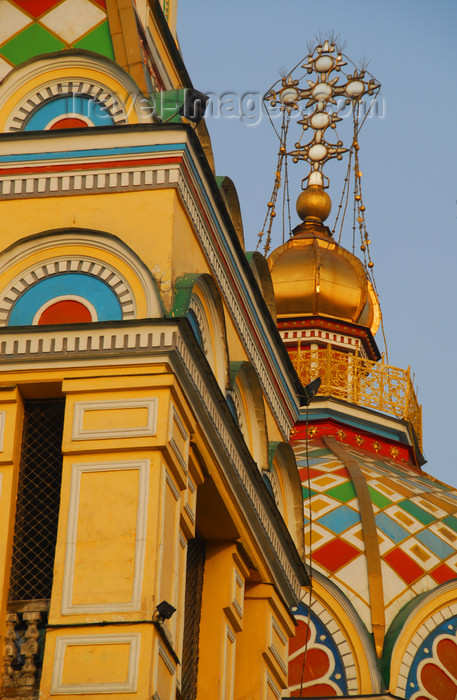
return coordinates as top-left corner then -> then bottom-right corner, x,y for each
0,0 -> 114,81
296,437 -> 457,636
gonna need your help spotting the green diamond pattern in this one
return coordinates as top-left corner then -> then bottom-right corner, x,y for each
73,21 -> 114,60
0,23 -> 65,65
325,481 -> 357,503
368,486 -> 392,509
398,499 -> 436,526
443,515 -> 457,533
302,486 -> 317,499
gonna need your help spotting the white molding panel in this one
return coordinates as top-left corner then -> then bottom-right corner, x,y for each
0,411 -> 5,451
50,633 -> 141,694
61,459 -> 149,614
72,397 -> 158,440
168,405 -> 189,472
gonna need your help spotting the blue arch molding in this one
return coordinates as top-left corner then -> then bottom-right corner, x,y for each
406,614 -> 457,697
187,308 -> 203,347
294,602 -> 348,694
24,95 -> 115,130
8,273 -> 122,325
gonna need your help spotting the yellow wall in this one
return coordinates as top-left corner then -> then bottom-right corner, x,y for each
0,357 -> 297,698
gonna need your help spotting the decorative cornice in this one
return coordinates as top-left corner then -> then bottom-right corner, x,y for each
0,126 -> 301,438
291,419 -> 414,466
277,316 -> 380,362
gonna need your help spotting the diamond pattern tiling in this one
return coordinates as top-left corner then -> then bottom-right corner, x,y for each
403,537 -> 440,570
339,521 -> 365,551
70,21 -> 114,59
325,480 -> 357,503
312,539 -> 360,573
384,504 -> 423,535
0,1 -> 31,44
384,548 -> 424,584
381,558 -> 408,601
309,472 -> 347,492
40,0 -> 105,43
0,0 -> 112,69
301,485 -> 317,500
307,494 -> 339,518
316,505 -> 360,534
295,437 -> 457,631
431,562 -> 456,584
416,497 -> 448,518
440,551 -> 457,572
367,485 -> 392,509
430,522 -> 457,545
0,22 -> 65,64
398,499 -> 436,525
375,512 -> 410,543
335,556 -> 370,598
11,0 -> 63,18
305,522 -> 335,550
0,55 -> 12,80
415,530 -> 455,559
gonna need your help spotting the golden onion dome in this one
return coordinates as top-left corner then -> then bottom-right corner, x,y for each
268,218 -> 380,334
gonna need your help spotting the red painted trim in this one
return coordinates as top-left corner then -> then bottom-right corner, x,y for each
278,315 -> 380,360
0,155 -> 182,176
291,418 -> 418,469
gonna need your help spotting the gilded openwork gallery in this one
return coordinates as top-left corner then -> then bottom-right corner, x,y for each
0,1 -> 455,699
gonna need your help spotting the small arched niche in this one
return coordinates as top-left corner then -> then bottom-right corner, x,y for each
172,273 -> 230,393
229,361 -> 269,472
267,441 -> 304,558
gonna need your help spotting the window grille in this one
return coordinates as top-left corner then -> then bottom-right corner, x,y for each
181,536 -> 206,700
8,400 -> 65,603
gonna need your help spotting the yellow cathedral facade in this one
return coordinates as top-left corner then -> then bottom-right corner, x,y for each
1,2 -> 457,700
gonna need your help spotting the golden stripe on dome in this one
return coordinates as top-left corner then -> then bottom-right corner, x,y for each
323,436 -> 386,659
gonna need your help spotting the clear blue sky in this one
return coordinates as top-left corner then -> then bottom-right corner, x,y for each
177,0 -> 457,484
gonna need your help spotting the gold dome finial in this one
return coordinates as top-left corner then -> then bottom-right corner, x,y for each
296,184 -> 332,223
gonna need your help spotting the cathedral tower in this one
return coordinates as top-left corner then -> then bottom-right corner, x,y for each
263,40 -> 457,699
0,3 -> 308,698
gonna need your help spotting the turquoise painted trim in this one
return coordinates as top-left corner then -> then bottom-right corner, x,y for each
0,143 -> 186,163
187,309 -> 202,345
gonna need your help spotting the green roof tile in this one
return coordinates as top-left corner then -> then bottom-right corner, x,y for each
397,499 -> 436,525
73,21 -> 114,60
325,481 -> 357,503
443,515 -> 457,533
368,485 -> 392,509
302,486 -> 317,499
0,23 -> 65,65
